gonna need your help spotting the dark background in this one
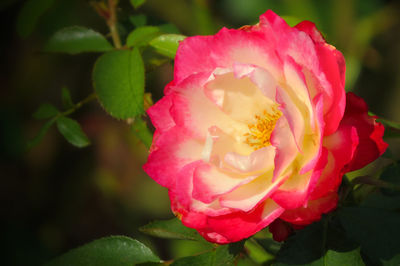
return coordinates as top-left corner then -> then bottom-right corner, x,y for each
1,0 -> 400,265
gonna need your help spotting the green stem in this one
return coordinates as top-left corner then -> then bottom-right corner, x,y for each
321,217 -> 329,266
59,92 -> 97,118
338,175 -> 353,204
351,175 -> 400,191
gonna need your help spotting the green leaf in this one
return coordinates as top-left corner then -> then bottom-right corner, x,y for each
321,249 -> 364,266
61,87 -> 74,109
171,253 -> 212,266
338,207 -> 400,260
44,26 -> 113,54
93,49 -> 145,119
275,249 -> 365,266
130,0 -> 146,9
46,236 -> 160,266
56,116 -> 90,148
245,239 -> 274,264
16,0 -> 56,38
27,117 -> 57,149
33,103 -> 59,119
172,241 -> 244,266
256,238 -> 281,256
275,221 -> 325,265
139,218 -> 204,241
382,253 -> 400,266
129,14 -> 147,27
126,26 -> 161,47
131,117 -> 153,149
275,217 -> 359,265
149,34 -> 186,59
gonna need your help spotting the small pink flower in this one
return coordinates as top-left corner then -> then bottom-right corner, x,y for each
143,10 -> 387,244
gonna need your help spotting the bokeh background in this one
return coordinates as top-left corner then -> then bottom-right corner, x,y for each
1,0 -> 400,265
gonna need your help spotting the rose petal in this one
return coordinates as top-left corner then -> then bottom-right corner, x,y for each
268,219 -> 293,242
219,171 -> 286,212
198,199 -> 284,243
341,92 -> 388,172
271,147 -> 328,209
205,71 -> 274,123
295,20 -> 346,135
192,163 -> 258,204
280,192 -> 338,225
310,124 -> 358,200
174,27 -> 282,83
143,127 -> 203,188
271,117 -> 298,180
147,93 -> 175,134
224,145 -> 275,174
169,73 -> 248,140
144,10 -> 387,245
173,161 -> 234,216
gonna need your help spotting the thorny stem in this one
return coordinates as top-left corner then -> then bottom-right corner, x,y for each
60,92 -> 97,118
351,175 -> 400,191
107,0 -> 122,48
339,173 -> 400,206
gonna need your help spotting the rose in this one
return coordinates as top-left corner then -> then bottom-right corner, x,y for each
143,10 -> 387,244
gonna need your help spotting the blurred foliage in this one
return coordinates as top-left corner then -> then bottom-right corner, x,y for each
1,0 -> 400,265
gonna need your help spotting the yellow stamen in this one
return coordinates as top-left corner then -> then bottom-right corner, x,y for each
244,107 -> 282,150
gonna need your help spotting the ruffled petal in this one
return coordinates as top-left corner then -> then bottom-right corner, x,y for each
192,163 -> 258,204
280,192 -> 338,225
219,172 -> 287,212
295,21 -> 345,88
143,127 -> 203,188
169,73 -> 249,140
340,92 -> 388,172
258,11 -> 346,136
197,199 -> 284,244
205,71 -> 274,124
144,10 -> 387,245
172,162 -> 233,217
271,117 -> 298,180
233,63 -> 278,100
271,147 -> 328,209
310,124 -> 358,200
276,84 -> 304,152
295,20 -> 346,135
147,93 -> 175,134
224,145 -> 275,174
174,28 -> 282,83
270,94 -> 325,209
268,219 -> 293,242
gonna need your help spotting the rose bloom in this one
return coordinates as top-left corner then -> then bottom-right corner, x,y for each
143,10 -> 387,244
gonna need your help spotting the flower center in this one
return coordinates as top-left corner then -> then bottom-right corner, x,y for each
244,107 -> 282,150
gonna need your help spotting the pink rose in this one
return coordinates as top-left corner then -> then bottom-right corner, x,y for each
143,10 -> 387,244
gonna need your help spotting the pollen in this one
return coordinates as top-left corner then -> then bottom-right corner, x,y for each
244,107 -> 282,150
